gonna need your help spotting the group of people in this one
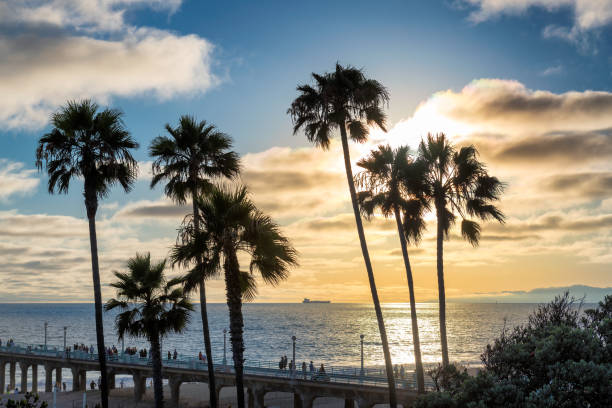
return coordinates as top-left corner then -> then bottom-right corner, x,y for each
0,338 -> 15,347
393,364 -> 407,379
71,343 -> 94,353
167,349 -> 178,360
198,351 -> 207,362
278,357 -> 327,380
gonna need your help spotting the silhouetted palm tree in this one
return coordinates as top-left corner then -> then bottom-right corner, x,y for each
171,185 -> 297,408
105,253 -> 193,408
288,64 -> 398,406
149,116 -> 239,408
36,100 -> 138,408
356,144 -> 428,392
418,133 -> 505,366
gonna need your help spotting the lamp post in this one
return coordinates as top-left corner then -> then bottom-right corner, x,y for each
63,326 -> 67,351
44,322 -> 48,350
291,335 -> 296,374
223,329 -> 227,366
360,334 -> 365,376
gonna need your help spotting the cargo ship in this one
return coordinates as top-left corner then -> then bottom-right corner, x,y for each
302,298 -> 331,303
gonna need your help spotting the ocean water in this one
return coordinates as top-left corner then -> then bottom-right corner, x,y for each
0,302 -> 575,390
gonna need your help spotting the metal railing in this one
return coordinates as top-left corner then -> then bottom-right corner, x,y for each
0,342 -> 435,390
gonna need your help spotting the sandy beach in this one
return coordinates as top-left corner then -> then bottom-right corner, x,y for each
0,384 -> 352,408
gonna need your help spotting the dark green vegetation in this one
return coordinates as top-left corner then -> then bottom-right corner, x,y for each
1,393 -> 48,408
415,293 -> 612,408
149,115 -> 240,408
105,253 -> 193,408
36,100 -> 139,408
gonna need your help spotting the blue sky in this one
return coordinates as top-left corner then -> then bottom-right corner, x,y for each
0,0 -> 610,302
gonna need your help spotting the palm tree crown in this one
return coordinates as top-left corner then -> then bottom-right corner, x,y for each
35,99 -> 139,206
105,253 -> 193,341
172,185 -> 298,293
419,133 -> 505,244
356,144 -> 429,242
149,115 -> 240,202
288,63 -> 389,148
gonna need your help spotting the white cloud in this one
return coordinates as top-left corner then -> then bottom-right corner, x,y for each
0,0 -> 219,129
0,0 -> 183,33
0,160 -> 40,201
459,0 -> 612,49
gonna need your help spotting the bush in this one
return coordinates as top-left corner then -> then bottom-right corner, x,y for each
416,293 -> 612,408
1,393 -> 48,408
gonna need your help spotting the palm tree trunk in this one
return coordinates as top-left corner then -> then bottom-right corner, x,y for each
150,333 -> 164,408
224,247 -> 245,408
339,127 -> 397,408
192,191 -> 218,408
85,192 -> 109,408
436,208 -> 449,367
393,205 -> 425,392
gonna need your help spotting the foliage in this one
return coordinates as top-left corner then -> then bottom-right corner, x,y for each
416,293 -> 612,408
35,99 -> 138,205
1,393 -> 48,408
171,184 -> 298,295
287,63 -> 389,148
149,115 -> 240,204
104,253 -> 194,341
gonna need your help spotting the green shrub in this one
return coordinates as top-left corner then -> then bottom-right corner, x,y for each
416,293 -> 612,408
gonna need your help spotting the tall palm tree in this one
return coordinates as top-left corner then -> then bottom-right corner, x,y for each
418,133 -> 505,367
355,144 -> 428,392
36,99 -> 138,408
105,253 -> 193,408
149,115 -> 240,408
171,185 -> 297,408
288,64 -> 398,406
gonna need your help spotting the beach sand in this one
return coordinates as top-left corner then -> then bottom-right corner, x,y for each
1,384 -> 351,408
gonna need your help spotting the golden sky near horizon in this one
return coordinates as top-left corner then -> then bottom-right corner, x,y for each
1,78 -> 610,303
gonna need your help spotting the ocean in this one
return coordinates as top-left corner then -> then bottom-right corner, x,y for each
0,302 -> 576,390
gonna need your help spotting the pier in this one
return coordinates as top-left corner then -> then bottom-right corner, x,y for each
0,344 -> 423,407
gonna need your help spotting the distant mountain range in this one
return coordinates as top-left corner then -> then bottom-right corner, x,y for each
447,284 -> 611,303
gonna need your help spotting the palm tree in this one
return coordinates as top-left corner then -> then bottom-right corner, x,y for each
418,133 -> 505,366
105,253 -> 193,408
149,115 -> 240,408
288,64 -> 398,406
171,185 -> 297,408
355,144 -> 428,392
35,99 -> 138,408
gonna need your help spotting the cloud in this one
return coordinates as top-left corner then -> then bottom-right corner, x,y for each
0,0 -> 183,33
487,213 -> 612,234
459,0 -> 612,49
0,160 -> 40,201
457,285 -> 611,303
0,1 -> 218,129
540,64 -> 563,76
542,172 -> 612,199
114,199 -> 188,219
492,129 -> 612,164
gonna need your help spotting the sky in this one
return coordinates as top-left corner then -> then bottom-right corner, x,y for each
0,0 -> 610,303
